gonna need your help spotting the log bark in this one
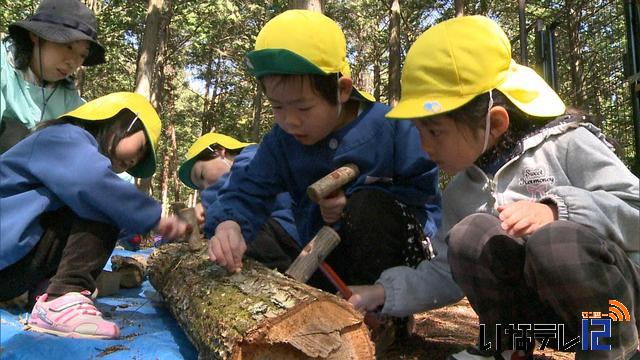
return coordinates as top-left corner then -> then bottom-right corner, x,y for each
147,244 -> 375,360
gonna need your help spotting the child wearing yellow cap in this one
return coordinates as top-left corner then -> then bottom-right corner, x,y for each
0,92 -> 189,340
387,15 -> 640,360
206,10 -> 457,315
179,133 -> 300,271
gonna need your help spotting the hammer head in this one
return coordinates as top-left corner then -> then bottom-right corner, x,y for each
285,226 -> 340,283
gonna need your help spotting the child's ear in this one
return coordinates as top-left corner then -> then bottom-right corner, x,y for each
489,106 -> 509,139
337,77 -> 353,104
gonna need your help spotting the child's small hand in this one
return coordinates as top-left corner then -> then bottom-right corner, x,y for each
317,189 -> 347,224
497,200 -> 558,237
155,215 -> 189,241
208,220 -> 246,273
347,284 -> 385,313
195,202 -> 205,231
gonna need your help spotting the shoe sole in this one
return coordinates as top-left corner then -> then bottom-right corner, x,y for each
28,323 -> 117,340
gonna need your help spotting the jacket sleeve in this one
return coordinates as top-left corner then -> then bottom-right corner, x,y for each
28,128 -> 161,234
203,135 -> 283,241
542,126 -> 640,252
390,121 -> 442,238
376,184 -> 463,316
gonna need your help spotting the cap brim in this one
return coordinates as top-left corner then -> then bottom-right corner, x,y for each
178,158 -> 198,189
9,22 -> 105,66
246,49 -> 327,77
497,63 -> 565,118
386,93 -> 477,120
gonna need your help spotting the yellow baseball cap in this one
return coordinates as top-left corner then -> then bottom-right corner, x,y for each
60,92 -> 161,178
245,10 -> 374,103
386,15 -> 565,120
178,133 -> 254,189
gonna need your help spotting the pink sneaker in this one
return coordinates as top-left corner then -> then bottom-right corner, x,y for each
28,291 -> 119,339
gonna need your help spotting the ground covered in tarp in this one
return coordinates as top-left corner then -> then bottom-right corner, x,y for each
0,248 -> 197,360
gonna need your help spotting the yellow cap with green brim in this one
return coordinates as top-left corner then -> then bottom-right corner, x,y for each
245,10 -> 374,103
386,15 -> 565,120
59,92 -> 161,178
178,133 -> 254,189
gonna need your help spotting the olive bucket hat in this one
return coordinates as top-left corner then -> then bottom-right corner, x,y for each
8,0 -> 105,66
60,92 -> 161,178
178,133 -> 254,189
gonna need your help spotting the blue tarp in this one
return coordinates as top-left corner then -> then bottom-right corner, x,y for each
0,248 -> 198,360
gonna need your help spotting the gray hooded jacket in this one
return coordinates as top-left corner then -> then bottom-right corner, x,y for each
377,117 -> 639,317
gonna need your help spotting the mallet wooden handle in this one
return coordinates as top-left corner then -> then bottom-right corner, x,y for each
285,226 -> 341,283
307,163 -> 360,202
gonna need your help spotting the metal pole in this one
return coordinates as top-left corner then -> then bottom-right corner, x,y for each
518,0 -> 528,65
623,0 -> 640,174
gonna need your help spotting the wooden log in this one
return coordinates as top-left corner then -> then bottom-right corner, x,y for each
147,243 -> 375,360
111,255 -> 147,288
307,164 -> 360,202
285,226 -> 340,283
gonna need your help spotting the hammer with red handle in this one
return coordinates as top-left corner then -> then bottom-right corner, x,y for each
285,164 -> 386,329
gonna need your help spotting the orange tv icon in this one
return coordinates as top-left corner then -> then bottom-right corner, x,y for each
606,300 -> 631,322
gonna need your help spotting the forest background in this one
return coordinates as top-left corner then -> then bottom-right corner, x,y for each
1,0 -> 636,216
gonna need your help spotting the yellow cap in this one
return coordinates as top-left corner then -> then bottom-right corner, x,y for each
178,133 -> 254,189
245,10 -> 374,102
60,92 -> 161,178
386,15 -> 565,120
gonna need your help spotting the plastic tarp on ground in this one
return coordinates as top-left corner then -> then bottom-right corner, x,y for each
0,248 -> 198,360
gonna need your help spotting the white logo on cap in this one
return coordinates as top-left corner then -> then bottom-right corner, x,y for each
423,101 -> 442,113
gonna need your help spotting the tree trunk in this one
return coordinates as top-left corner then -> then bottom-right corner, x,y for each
147,244 -> 375,359
387,0 -> 401,106
565,0 -> 586,107
160,124 -> 173,216
250,84 -> 263,142
288,0 -> 324,12
454,0 -> 464,17
134,0 -> 163,98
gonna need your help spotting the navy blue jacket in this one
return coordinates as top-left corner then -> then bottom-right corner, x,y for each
204,102 -> 441,246
200,145 -> 299,245
0,124 -> 161,270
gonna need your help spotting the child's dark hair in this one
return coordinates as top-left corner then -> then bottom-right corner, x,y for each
35,109 -> 146,160
447,90 -> 555,169
258,73 -> 339,106
194,144 -> 242,162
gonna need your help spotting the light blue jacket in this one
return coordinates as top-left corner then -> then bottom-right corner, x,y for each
205,102 -> 442,247
1,40 -> 84,129
0,124 -> 161,270
200,144 -> 300,245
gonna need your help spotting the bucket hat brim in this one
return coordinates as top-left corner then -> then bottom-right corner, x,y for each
9,21 -> 105,66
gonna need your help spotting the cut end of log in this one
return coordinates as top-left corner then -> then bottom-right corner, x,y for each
233,298 -> 374,359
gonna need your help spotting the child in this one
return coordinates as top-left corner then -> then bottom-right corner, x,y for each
0,92 -> 189,339
206,10 -> 461,314
386,15 -> 640,360
179,132 -> 300,271
1,0 -> 105,153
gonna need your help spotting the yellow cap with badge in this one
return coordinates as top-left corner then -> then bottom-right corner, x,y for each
178,133 -> 254,189
60,92 -> 161,178
245,9 -> 374,103
386,15 -> 565,120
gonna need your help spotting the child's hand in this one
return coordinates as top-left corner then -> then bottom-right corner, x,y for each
208,220 -> 246,273
155,215 -> 190,241
497,200 -> 558,237
195,202 -> 205,231
317,189 -> 347,224
348,284 -> 385,313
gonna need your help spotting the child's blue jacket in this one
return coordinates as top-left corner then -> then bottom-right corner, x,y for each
204,102 -> 441,246
200,144 -> 300,245
0,124 -> 161,270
